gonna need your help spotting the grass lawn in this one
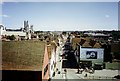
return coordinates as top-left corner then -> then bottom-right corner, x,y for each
2,40 -> 45,71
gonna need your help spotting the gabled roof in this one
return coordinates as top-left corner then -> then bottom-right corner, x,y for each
93,43 -> 101,48
83,37 -> 91,42
72,37 -> 102,49
72,38 -> 81,44
82,42 -> 92,48
79,39 -> 86,45
72,38 -> 81,50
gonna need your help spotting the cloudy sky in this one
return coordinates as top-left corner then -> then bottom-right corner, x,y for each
0,1 -> 119,31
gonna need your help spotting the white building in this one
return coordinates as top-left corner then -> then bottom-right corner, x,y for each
47,41 -> 57,79
49,48 -> 56,78
0,25 -> 5,39
0,20 -> 34,40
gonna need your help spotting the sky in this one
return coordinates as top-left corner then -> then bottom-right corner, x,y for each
0,2 -> 119,31
2,0 -> 120,2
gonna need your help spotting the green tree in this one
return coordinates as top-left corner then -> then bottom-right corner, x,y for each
7,35 -> 16,40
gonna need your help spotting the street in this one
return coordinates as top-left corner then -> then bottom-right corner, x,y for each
51,35 -> 119,81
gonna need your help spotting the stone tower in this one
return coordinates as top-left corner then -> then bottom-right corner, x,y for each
24,20 -> 33,39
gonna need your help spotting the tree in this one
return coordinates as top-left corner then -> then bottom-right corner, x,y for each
62,31 -> 67,35
111,31 -> 120,41
7,35 -> 16,40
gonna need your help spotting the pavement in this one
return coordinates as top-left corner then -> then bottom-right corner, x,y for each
52,67 -> 119,80
52,55 -> 119,80
51,42 -> 119,80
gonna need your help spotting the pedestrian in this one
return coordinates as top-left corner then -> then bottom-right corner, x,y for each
84,73 -> 87,77
64,69 -> 67,80
77,68 -> 80,73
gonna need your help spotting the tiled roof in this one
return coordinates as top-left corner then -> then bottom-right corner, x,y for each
93,43 -> 101,48
82,42 -> 92,47
2,40 -> 45,71
83,37 -> 91,42
72,37 -> 102,49
72,38 -> 81,44
79,39 -> 86,45
47,40 -> 57,59
47,45 -> 52,59
72,38 -> 81,50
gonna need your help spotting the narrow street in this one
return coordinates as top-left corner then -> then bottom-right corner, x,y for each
61,35 -> 78,69
51,35 -> 119,81
52,35 -> 82,80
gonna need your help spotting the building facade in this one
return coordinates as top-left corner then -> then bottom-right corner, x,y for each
0,20 -> 34,40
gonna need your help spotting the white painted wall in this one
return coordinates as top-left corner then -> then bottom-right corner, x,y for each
62,34 -> 68,43
56,46 -> 60,62
0,26 -> 3,35
2,31 -> 26,36
0,24 -> 33,39
0,27 -> 2,39
0,26 -> 6,39
50,49 -> 56,78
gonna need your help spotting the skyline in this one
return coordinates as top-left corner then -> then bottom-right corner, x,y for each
1,2 -> 119,31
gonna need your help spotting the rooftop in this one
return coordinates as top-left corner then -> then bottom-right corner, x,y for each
2,40 -> 45,71
72,37 -> 102,49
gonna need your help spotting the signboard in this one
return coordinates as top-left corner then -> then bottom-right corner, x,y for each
86,51 -> 97,59
80,47 -> 104,60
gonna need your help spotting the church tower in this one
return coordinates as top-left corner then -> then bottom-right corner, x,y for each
23,20 -> 31,39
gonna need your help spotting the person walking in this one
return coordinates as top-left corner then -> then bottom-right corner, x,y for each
64,68 -> 67,81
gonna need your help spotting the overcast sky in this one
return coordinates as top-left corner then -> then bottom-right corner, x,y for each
0,1 -> 119,31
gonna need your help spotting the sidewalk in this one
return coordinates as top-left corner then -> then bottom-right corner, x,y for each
51,43 -> 119,80
66,69 -> 119,79
52,67 -> 119,80
52,59 -> 63,79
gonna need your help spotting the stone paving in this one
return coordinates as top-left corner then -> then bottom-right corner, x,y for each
52,41 -> 119,80
53,68 -> 119,80
52,58 -> 119,80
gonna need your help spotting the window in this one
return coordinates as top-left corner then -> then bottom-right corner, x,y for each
44,64 -> 48,76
